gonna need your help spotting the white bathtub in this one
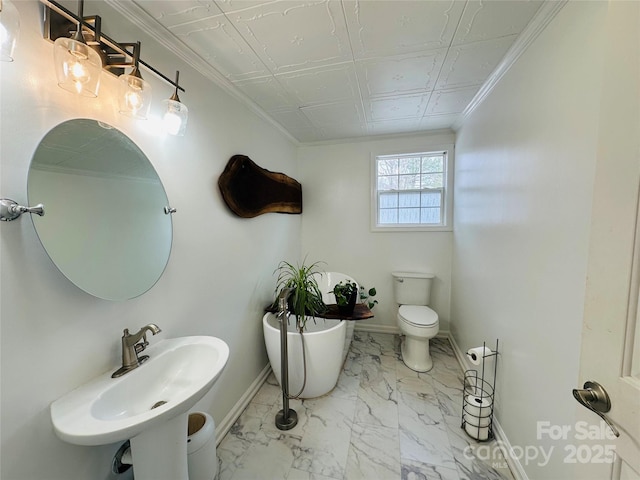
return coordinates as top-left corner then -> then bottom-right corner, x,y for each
263,271 -> 357,398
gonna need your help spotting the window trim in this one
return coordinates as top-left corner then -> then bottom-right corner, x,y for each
370,146 -> 454,232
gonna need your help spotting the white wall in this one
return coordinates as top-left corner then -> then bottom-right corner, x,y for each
451,2 -> 625,478
298,132 -> 454,333
0,2 -> 299,479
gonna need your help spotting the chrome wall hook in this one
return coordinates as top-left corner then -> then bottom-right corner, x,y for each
164,206 -> 176,214
1,198 -> 45,221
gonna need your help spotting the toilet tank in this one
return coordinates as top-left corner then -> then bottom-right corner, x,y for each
392,272 -> 434,305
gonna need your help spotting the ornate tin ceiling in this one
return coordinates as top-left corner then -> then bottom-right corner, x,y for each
116,0 -> 547,142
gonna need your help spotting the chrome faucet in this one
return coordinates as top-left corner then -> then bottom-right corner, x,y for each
276,288 -> 293,320
111,324 -> 162,378
274,287 -> 297,430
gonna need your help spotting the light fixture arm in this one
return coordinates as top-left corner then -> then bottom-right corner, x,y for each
131,41 -> 141,77
83,14 -> 102,47
170,71 -> 181,102
117,41 -> 143,78
71,0 -> 84,43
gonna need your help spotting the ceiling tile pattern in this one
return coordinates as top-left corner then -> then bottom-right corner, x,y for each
135,0 -> 544,142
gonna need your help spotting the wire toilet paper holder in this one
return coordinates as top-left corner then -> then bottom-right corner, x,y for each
461,339 -> 499,442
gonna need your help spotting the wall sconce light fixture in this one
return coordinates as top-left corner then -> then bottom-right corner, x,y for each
42,0 -> 186,130
118,42 -> 151,119
52,0 -> 101,97
0,0 -> 20,62
163,71 -> 188,136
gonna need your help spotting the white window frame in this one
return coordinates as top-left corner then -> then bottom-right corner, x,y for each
370,146 -> 454,232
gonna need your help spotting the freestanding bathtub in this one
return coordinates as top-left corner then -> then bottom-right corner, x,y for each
263,272 -> 357,398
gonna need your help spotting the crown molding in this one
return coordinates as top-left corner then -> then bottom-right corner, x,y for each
103,0 -> 300,145
452,0 -> 567,131
299,128 -> 455,148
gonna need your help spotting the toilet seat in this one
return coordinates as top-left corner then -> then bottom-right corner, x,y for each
398,305 -> 438,327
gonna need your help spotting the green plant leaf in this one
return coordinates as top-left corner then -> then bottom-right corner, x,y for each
273,257 -> 327,330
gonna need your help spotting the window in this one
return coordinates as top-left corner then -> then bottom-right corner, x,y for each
372,148 -> 453,231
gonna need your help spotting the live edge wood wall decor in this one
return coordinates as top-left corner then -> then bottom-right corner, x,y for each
218,154 -> 302,218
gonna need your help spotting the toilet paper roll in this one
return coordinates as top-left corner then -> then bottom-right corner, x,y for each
464,412 -> 491,428
467,346 -> 493,366
464,395 -> 492,419
465,422 -> 490,441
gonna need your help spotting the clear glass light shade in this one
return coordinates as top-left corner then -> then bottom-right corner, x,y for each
162,98 -> 188,136
0,0 -> 20,62
118,74 -> 151,119
53,37 -> 102,97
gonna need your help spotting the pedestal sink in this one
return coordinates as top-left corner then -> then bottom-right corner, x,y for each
50,336 -> 229,480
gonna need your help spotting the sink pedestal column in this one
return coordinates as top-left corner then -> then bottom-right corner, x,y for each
130,412 -> 189,480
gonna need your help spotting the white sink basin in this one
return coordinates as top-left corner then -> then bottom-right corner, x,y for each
51,336 -> 229,446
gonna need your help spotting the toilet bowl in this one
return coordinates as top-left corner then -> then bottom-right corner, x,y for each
397,305 -> 439,372
392,272 -> 439,372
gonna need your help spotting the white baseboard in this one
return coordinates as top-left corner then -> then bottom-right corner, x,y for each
355,323 -> 451,341
447,333 -> 528,480
491,417 -> 529,480
216,364 -> 271,446
354,323 -> 400,334
447,332 -> 469,370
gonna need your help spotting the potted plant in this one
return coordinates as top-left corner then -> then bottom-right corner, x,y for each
332,282 -> 379,316
272,258 -> 327,332
332,281 -> 359,316
359,285 -> 378,309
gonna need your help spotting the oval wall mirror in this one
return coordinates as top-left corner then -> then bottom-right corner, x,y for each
27,119 -> 173,301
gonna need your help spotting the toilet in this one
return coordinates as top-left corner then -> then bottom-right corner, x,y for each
392,271 -> 439,372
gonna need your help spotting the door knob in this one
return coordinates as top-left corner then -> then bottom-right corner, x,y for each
572,381 -> 620,437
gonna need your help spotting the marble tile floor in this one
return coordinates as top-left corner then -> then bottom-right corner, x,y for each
218,332 -> 515,480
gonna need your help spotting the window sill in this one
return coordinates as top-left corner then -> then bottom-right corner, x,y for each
370,225 -> 453,233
